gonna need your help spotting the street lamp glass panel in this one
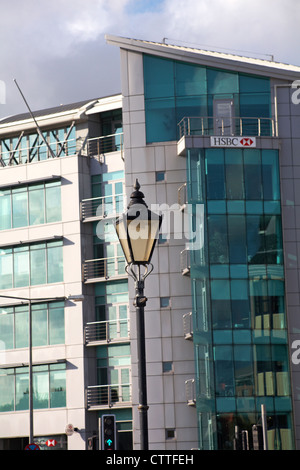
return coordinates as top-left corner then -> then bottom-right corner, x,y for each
116,211 -> 161,265
115,214 -> 133,264
127,218 -> 160,263
115,180 -> 162,266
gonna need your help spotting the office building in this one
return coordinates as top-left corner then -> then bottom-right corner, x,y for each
0,95 -> 131,450
106,35 -> 300,450
1,34 -> 300,450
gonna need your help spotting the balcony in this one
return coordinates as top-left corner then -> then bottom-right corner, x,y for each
81,193 -> 126,222
85,318 -> 130,345
83,256 -> 127,283
86,383 -> 131,409
87,133 -> 124,161
0,132 -> 123,167
178,116 -> 276,140
0,137 -> 80,166
185,378 -> 196,406
183,312 -> 193,340
178,183 -> 187,210
180,249 -> 191,276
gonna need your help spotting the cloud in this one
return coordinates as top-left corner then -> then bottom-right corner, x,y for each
0,0 -> 299,118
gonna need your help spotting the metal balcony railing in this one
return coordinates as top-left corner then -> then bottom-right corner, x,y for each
178,116 -> 276,139
180,249 -> 191,276
183,312 -> 193,340
81,193 -> 126,221
178,183 -> 187,209
87,133 -> 124,160
86,383 -> 131,409
83,256 -> 126,282
185,378 -> 196,406
85,318 -> 130,345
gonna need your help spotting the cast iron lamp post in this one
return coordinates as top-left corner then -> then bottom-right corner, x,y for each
115,180 -> 162,450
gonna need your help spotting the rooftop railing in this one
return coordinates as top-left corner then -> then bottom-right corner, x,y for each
178,116 -> 276,139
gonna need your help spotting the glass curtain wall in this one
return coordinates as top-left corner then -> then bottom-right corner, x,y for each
0,180 -> 61,231
143,55 -> 271,143
0,126 -> 76,166
187,147 -> 294,450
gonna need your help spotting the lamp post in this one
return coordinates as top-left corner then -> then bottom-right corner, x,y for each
115,180 -> 162,450
0,293 -> 84,445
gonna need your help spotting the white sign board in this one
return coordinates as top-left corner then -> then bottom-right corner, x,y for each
210,136 -> 256,148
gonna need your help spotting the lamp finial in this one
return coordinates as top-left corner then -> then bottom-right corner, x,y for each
128,179 -> 147,207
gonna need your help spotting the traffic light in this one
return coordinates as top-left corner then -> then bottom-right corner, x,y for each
101,414 -> 117,450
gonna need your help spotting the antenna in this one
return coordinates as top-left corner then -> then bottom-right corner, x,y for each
13,79 -> 56,159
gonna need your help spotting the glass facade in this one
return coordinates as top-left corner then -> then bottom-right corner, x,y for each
0,180 -> 61,231
0,301 -> 65,350
187,147 -> 294,450
0,363 -> 66,412
0,239 -> 63,289
143,55 -> 271,143
0,126 -> 76,166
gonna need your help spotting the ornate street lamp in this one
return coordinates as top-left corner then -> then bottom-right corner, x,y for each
115,180 -> 162,450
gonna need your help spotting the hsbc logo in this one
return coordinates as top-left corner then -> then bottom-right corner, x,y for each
46,439 -> 57,447
210,136 -> 256,148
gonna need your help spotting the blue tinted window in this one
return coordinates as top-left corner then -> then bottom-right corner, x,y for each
225,150 -> 244,200
145,98 -> 176,142
244,150 -> 262,200
208,215 -> 228,264
175,62 -> 206,96
207,69 -> 239,95
262,150 -> 280,200
144,55 -> 271,143
206,149 -> 225,199
228,215 -> 247,264
144,55 -> 175,99
239,74 -> 270,93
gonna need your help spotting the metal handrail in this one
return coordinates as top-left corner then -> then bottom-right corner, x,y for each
185,378 -> 196,405
178,183 -> 187,208
180,249 -> 191,275
178,116 -> 276,139
85,318 -> 130,344
86,383 -> 132,408
83,256 -> 126,282
183,312 -> 193,339
87,133 -> 124,159
81,193 -> 126,221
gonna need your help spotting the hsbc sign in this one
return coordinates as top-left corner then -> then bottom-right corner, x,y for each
210,136 -> 256,148
46,439 -> 57,447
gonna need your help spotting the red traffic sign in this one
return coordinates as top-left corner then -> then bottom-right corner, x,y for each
25,443 -> 40,450
46,439 -> 57,447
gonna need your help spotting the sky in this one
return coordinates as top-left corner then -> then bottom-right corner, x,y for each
0,0 -> 299,118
